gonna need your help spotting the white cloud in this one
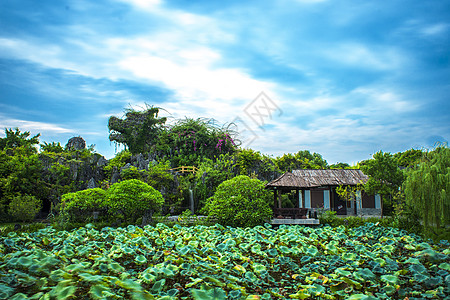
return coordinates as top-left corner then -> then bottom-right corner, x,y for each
0,118 -> 73,135
421,23 -> 449,36
323,43 -> 406,71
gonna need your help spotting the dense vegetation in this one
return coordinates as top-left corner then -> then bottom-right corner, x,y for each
0,105 -> 449,242
1,223 -> 449,299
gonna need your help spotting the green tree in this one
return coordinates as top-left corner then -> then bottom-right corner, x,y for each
8,194 -> 42,222
61,188 -> 107,222
0,128 -> 43,219
161,117 -> 237,166
0,128 -> 40,153
359,151 -> 404,216
393,148 -> 424,168
275,150 -> 328,172
106,179 -> 164,223
108,106 -> 167,154
202,175 -> 272,227
403,145 -> 449,240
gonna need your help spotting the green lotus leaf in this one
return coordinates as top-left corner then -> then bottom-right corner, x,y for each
335,268 -> 351,277
346,294 -> 376,300
413,273 -> 429,283
0,284 -> 15,300
135,255 -> 148,265
151,279 -> 166,293
116,278 -> 143,291
17,256 -> 33,268
424,276 -> 443,288
191,288 -> 227,300
330,281 -> 346,293
253,263 -> 267,274
267,248 -> 278,256
409,263 -> 428,275
373,258 -> 386,267
353,268 -> 376,282
438,262 -> 450,271
9,293 -> 28,300
79,273 -> 104,283
380,274 -> 398,285
246,296 -> 261,300
51,284 -> 77,300
166,288 -> 179,297
404,244 -> 416,250
404,257 -> 421,264
245,271 -> 258,282
289,289 -> 311,299
342,252 -> 356,261
341,277 -> 362,289
109,262 -> 125,273
381,284 -> 397,295
305,246 -> 318,257
89,284 -> 115,299
179,246 -> 192,256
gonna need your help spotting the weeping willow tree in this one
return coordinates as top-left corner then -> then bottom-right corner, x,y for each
404,145 -> 449,240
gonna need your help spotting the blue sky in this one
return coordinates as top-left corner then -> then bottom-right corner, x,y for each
0,0 -> 449,164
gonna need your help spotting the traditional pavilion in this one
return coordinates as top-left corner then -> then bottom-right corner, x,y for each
266,169 -> 382,218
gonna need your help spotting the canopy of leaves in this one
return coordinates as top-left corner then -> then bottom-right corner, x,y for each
360,151 -> 404,196
404,145 -> 449,240
275,150 -> 328,172
108,106 -> 167,154
0,128 -> 43,219
159,117 -> 237,165
0,128 -> 40,154
203,175 -> 272,227
106,179 -> 164,221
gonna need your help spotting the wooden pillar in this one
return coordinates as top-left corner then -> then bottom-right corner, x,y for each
273,189 -> 278,208
278,189 -> 282,209
295,189 -> 299,208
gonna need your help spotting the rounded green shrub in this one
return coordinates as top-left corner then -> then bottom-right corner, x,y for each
8,194 -> 42,222
61,188 -> 107,222
203,175 -> 272,227
106,179 -> 164,221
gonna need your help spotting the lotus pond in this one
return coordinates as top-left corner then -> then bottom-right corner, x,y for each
1,223 -> 449,299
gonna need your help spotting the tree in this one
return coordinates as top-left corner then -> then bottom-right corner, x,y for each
108,106 -> 167,154
275,150 -> 328,172
106,179 -> 164,223
359,151 -> 404,216
403,145 -> 449,240
360,151 -> 404,197
394,149 -> 424,168
160,117 -> 237,165
202,175 -> 272,227
0,128 -> 43,219
0,127 -> 40,154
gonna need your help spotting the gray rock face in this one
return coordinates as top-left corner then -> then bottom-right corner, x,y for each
66,137 -> 86,151
87,177 -> 97,189
97,156 -> 108,167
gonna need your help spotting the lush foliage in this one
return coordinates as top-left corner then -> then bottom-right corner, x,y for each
0,128 -> 43,220
275,150 -> 328,172
106,179 -> 164,222
7,194 -> 42,222
108,106 -> 168,155
61,188 -> 107,222
360,151 -> 404,216
404,145 -> 450,241
203,175 -> 272,227
1,223 -> 449,299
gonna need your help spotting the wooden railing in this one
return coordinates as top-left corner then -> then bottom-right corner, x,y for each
168,166 -> 199,175
273,208 -> 308,219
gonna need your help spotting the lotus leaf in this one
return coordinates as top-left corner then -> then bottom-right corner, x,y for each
191,287 -> 226,300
